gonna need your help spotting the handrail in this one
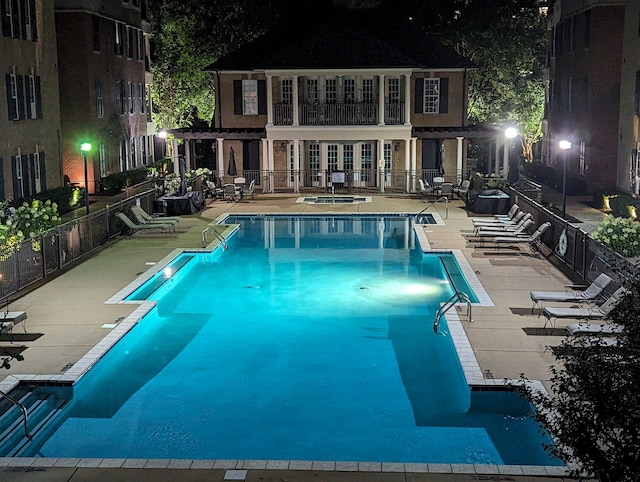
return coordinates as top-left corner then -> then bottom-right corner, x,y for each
433,291 -> 472,334
202,227 -> 228,250
0,390 -> 30,438
414,196 -> 449,222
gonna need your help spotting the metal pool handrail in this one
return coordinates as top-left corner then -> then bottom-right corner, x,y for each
414,196 -> 449,222
202,227 -> 228,250
0,389 -> 30,439
433,291 -> 472,334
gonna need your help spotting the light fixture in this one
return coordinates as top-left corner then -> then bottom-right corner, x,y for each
559,140 -> 572,219
80,142 -> 92,216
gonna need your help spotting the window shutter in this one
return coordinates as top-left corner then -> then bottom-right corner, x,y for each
39,151 -> 46,191
20,0 -> 26,40
258,80 -> 266,115
29,153 -> 36,191
439,78 -> 449,114
5,74 -> 16,120
35,76 -> 41,118
0,0 -> 9,37
10,0 -> 19,38
233,80 -> 242,115
11,156 -> 20,198
17,74 -> 25,119
414,78 -> 423,114
25,75 -> 32,119
21,155 -> 29,196
29,0 -> 36,39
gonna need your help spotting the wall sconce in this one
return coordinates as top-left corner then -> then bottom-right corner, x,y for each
280,142 -> 288,152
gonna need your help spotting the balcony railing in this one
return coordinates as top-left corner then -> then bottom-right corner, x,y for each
273,102 -> 405,126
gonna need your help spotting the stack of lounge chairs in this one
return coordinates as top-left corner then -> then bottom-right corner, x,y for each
541,286 -> 627,329
530,273 -> 613,313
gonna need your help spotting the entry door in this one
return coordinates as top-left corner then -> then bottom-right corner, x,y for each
421,140 -> 438,172
383,142 -> 392,187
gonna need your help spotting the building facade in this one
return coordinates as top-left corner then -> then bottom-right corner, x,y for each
172,11 -> 491,194
1,0 -> 62,201
543,0 -> 626,194
55,0 -> 153,193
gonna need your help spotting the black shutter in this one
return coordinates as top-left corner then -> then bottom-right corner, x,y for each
414,78 -> 423,114
21,155 -> 29,197
25,75 -> 32,119
35,76 -> 41,118
0,0 -> 9,37
16,74 -> 25,119
258,80 -> 266,115
39,151 -> 46,191
233,80 -> 242,115
10,0 -> 19,38
29,153 -> 36,193
30,0 -> 36,39
6,74 -> 16,120
11,156 -> 20,199
20,0 -> 26,39
439,78 -> 449,114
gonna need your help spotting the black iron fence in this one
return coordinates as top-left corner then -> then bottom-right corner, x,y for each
0,189 -> 156,303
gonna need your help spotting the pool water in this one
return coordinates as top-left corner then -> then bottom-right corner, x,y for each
18,215 -> 558,465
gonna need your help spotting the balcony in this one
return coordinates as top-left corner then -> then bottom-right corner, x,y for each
273,102 -> 405,126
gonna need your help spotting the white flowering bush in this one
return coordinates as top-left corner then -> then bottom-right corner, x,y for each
0,199 -> 61,253
591,214 -> 640,257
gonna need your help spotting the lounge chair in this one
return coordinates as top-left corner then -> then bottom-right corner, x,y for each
470,203 -> 519,223
243,179 -> 256,199
472,210 -> 528,227
542,286 -> 627,328
566,322 -> 623,336
530,273 -> 613,312
469,219 -> 534,242
116,212 -> 172,236
469,215 -> 532,237
130,206 -> 179,231
492,222 -> 551,250
0,311 -> 27,343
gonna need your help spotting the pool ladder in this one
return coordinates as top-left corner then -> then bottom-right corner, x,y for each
433,291 -> 472,334
201,227 -> 228,250
414,196 -> 449,222
0,390 -> 30,438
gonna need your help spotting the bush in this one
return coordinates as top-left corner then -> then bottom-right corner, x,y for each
14,186 -> 83,215
592,215 -> 640,257
0,199 -> 61,252
98,168 -> 150,194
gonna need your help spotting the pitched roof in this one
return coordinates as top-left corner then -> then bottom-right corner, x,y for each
207,10 -> 475,71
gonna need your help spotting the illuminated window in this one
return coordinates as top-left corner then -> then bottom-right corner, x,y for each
242,80 -> 258,115
95,80 -> 104,118
424,78 -> 440,113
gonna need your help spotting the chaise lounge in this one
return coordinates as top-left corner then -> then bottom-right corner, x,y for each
542,286 -> 627,328
116,212 -> 172,236
530,273 -> 614,313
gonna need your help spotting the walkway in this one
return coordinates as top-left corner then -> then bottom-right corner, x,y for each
0,189 -> 606,481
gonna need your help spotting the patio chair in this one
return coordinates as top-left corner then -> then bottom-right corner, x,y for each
416,179 -> 434,199
530,273 -> 614,313
0,310 -> 27,343
542,286 -> 627,328
130,206 -> 179,231
116,212 -> 172,236
206,180 -> 224,199
243,179 -> 256,199
439,182 -> 454,200
453,179 -> 470,200
492,221 -> 551,251
224,183 -> 241,202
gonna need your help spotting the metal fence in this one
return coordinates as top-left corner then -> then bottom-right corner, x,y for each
509,186 -> 634,286
0,189 -> 156,303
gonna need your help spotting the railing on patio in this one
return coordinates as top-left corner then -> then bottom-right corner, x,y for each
0,189 -> 156,303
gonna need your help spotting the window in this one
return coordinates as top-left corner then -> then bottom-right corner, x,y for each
92,16 -> 100,51
579,141 -> 586,177
130,138 -> 136,168
140,137 -> 146,165
388,78 -> 400,103
305,78 -> 317,104
137,30 -> 144,61
138,83 -> 144,113
27,72 -> 36,118
15,154 -> 21,179
95,80 -> 104,118
325,78 -> 337,104
128,81 -> 134,114
2,0 -> 20,38
281,78 -> 292,104
119,140 -> 127,171
242,79 -> 258,115
424,78 -> 440,113
7,72 -> 19,120
99,143 -> 106,178
22,0 -> 32,40
362,78 -> 374,103
343,144 -> 353,170
383,142 -> 392,171
115,80 -> 124,114
114,22 -> 124,56
33,150 -> 41,193
344,78 -> 355,103
361,143 -> 372,181
307,143 -> 320,171
127,26 -> 134,58
327,144 -> 338,171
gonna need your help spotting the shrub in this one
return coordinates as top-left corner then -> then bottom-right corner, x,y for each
0,199 -> 61,252
98,168 -> 151,193
14,186 -> 83,215
591,215 -> 640,257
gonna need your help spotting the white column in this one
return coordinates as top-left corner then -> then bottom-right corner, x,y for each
266,75 -> 273,126
216,138 -> 225,180
410,137 -> 417,192
292,75 -> 299,126
456,136 -> 464,184
404,74 -> 411,126
377,139 -> 385,193
503,136 -> 510,179
404,138 -> 411,192
494,138 -> 501,176
261,138 -> 269,193
378,74 -> 385,125
171,138 -> 179,175
293,139 -> 300,193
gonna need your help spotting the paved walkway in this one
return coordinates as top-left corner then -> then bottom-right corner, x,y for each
0,189 -> 605,481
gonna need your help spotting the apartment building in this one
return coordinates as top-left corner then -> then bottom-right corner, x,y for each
1,0 -> 62,201
171,9 -> 484,193
55,0 -> 153,192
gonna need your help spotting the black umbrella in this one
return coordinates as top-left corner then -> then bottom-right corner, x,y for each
178,155 -> 187,195
227,147 -> 238,177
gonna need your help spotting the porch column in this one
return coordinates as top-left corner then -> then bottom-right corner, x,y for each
410,137 -> 417,192
293,139 -> 300,193
378,74 -> 385,125
377,139 -> 385,193
171,137 -> 179,174
292,75 -> 299,126
486,140 -> 493,175
494,138 -> 501,176
266,75 -> 273,126
503,136 -> 509,180
216,138 -> 224,180
184,139 -> 192,170
261,138 -> 269,193
266,139 -> 275,193
405,138 -> 411,192
404,74 -> 411,126
456,136 -> 464,184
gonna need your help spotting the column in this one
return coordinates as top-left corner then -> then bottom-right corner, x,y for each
293,139 -> 300,193
503,136 -> 510,180
378,74 -> 385,125
292,75 -> 299,126
404,138 -> 411,192
266,75 -> 273,126
456,136 -> 464,184
494,138 -> 501,176
377,139 -> 385,193
410,137 -> 417,192
216,138 -> 224,180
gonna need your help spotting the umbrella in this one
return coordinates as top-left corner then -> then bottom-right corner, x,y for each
439,144 -> 445,175
227,147 -> 238,177
178,155 -> 187,195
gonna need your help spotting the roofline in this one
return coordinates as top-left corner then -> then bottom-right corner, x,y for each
206,67 -> 477,75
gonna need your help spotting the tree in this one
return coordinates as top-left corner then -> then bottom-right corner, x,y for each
513,264 -> 640,481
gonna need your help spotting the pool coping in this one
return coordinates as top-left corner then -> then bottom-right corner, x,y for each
0,214 -> 570,477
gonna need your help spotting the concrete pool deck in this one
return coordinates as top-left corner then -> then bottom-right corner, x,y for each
0,190 -> 604,481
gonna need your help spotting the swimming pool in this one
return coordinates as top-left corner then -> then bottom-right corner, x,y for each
1,215 -> 558,466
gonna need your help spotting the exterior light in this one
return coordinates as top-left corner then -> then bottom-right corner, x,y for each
559,140 -> 572,219
80,142 -> 92,216
158,129 -> 167,139
505,127 -> 518,139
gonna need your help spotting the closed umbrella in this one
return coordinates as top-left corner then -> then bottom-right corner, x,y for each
178,155 -> 187,195
227,147 -> 238,177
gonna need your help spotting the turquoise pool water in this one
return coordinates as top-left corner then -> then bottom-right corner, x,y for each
18,215 -> 558,465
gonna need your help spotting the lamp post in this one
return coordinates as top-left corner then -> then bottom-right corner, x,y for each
504,127 -> 518,181
80,142 -> 91,216
158,129 -> 167,176
559,140 -> 572,219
